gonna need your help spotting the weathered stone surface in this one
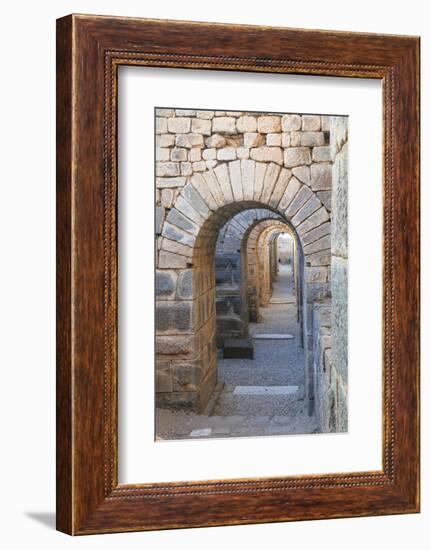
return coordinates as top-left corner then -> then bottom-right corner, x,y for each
306,267 -> 328,283
317,191 -> 331,211
156,147 -> 170,161
300,132 -> 325,146
167,208 -> 200,235
278,176 -> 301,211
162,221 -> 195,247
214,164 -> 234,203
174,195 -> 204,226
182,184 -> 210,218
212,117 -> 237,134
191,118 -> 212,135
257,116 -> 281,133
180,162 -> 192,176
291,194 -> 321,226
156,162 -> 179,177
310,164 -> 332,190
162,238 -> 192,258
306,249 -> 331,266
202,170 -> 225,206
206,160 -> 218,170
156,176 -> 186,189
330,116 -> 348,160
285,185 -> 313,218
269,168 -> 290,208
167,117 -> 192,133
155,270 -> 177,299
155,368 -> 173,392
301,221 -> 331,246
192,161 -> 206,172
156,117 -> 168,134
158,250 -> 189,269
260,162 -> 281,202
227,160 -> 243,202
236,116 -> 257,133
297,206 -> 329,235
191,173 -> 218,210
161,188 -> 175,208
331,143 -> 348,257
155,334 -> 195,355
202,148 -> 216,160
292,165 -> 310,186
236,147 -> 249,159
331,257 -> 348,386
156,108 -> 175,117
281,133 -> 290,147
156,301 -> 193,333
281,114 -> 301,131
241,159 -> 255,201
266,133 -> 281,146
157,134 -> 175,147
205,134 -> 226,148
170,148 -> 187,161
302,115 -> 321,131
217,147 -> 237,161
253,162 -> 267,200
189,148 -> 201,162
250,146 -> 283,165
243,132 -> 265,148
171,362 -> 202,391
196,110 -> 215,119
176,269 -> 193,299
284,147 -> 311,167
290,132 -> 301,146
175,109 -> 196,116
155,206 -> 165,234
175,134 -> 204,148
304,234 -> 331,255
312,146 -> 331,162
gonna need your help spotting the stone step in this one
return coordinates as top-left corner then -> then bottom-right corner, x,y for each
253,333 -> 294,340
233,385 -> 299,396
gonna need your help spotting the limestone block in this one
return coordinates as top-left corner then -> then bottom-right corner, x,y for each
281,114 -> 301,131
250,146 -> 283,165
302,115 -> 321,131
206,160 -> 217,169
171,362 -> 202,391
306,249 -> 331,266
291,194 -> 321,226
192,161 -> 206,172
175,109 -> 196,116
284,147 -> 311,167
191,173 -> 218,210
331,143 -> 348,258
227,160 -> 242,202
205,134 -> 226,148
156,301 -> 194,333
304,234 -> 331,255
317,191 -> 331,211
202,148 -> 216,160
180,162 -> 193,176
156,162 -> 179,177
182,184 -> 210,218
312,146 -> 332,162
176,269 -> 193,299
212,117 -> 237,134
162,222 -> 195,247
161,188 -> 174,208
156,176 -> 186,189
170,148 -> 188,161
236,147 -> 250,159
266,133 -> 282,146
155,334 -> 195,355
285,185 -> 313,218
167,208 -> 200,237
158,250 -> 189,269
236,116 -> 257,133
281,133 -> 290,147
167,117 -> 192,133
290,132 -> 301,146
156,147 -> 170,161
189,148 -> 201,162
215,111 -> 226,116
162,238 -> 193,258
196,110 -> 215,119
297,206 -> 329,236
300,220 -> 330,246
300,132 -> 325,147
155,207 -> 165,234
176,134 -> 204,148
306,267 -> 328,283
260,162 -> 281,202
257,116 -> 281,133
155,270 -> 177,299
269,168 -> 290,208
217,147 -> 237,161
214,164 -> 234,203
253,162 -> 267,200
292,165 -> 310,186
191,118 -> 212,135
156,134 -> 175,147
202,170 -> 225,206
278,176 -> 301,211
155,108 -> 175,117
241,159 -> 255,201
330,116 -> 348,159
175,195 -> 204,226
311,164 -> 332,190
243,132 -> 265,148
321,116 -> 331,131
155,369 -> 173,393
156,117 -> 168,134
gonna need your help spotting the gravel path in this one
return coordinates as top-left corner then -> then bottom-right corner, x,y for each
156,264 -> 316,440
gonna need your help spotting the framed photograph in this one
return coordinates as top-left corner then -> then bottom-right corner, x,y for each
56,14 -> 420,534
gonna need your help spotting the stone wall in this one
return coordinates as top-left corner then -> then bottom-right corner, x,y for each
155,107 -> 335,412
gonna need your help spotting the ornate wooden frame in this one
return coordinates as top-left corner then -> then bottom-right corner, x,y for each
56,14 -> 420,534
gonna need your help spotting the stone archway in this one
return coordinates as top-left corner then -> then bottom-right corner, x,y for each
156,159 -> 331,412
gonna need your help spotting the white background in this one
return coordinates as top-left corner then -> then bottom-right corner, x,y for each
0,1 -> 428,548
119,67 -> 382,483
